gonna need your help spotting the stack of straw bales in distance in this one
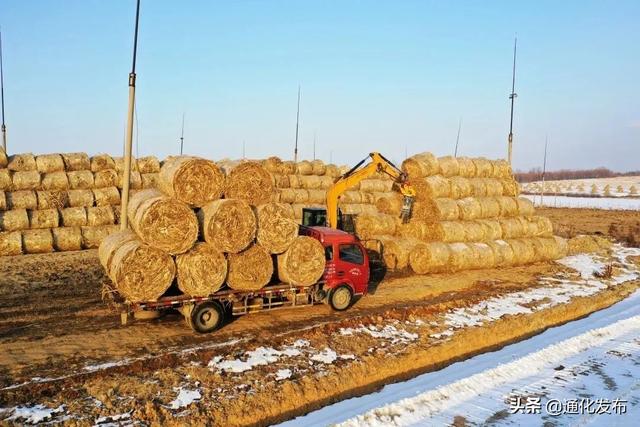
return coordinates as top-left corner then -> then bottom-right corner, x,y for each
0,150 -> 161,255
99,155 -> 326,303
359,152 -> 568,274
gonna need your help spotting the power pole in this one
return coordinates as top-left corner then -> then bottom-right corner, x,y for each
179,112 -> 185,155
294,84 -> 300,162
242,140 -> 246,159
0,28 -> 7,152
454,117 -> 462,157
540,134 -> 548,206
507,37 -> 518,165
120,0 -> 141,231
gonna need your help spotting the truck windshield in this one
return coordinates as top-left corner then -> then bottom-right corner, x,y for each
339,244 -> 364,265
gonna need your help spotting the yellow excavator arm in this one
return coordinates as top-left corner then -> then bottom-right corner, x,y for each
326,152 -> 415,229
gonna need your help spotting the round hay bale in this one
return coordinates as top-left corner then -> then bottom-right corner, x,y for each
409,242 -> 451,274
311,160 -> 326,175
158,156 -> 225,207
496,197 -> 519,217
359,179 -> 393,193
493,160 -> 512,179
98,230 -> 138,272
318,176 -> 336,189
12,171 -> 41,191
396,221 -> 430,240
325,164 -> 340,177
22,229 -> 53,254
67,189 -> 94,207
414,198 -> 459,222
0,192 -> 5,211
41,171 -> 69,190
554,236 -> 569,258
483,178 -> 504,196
137,156 -> 160,174
471,158 -> 493,177
272,174 -> 290,189
176,243 -> 227,296
438,156 -> 460,177
354,213 -> 397,240
529,237 -> 561,261
113,156 -> 139,173
374,235 -> 420,271
288,175 -> 302,189
105,238 -> 176,302
36,191 -> 68,210
295,160 -> 313,175
0,231 -> 22,256
93,187 -> 120,206
477,197 -> 501,218
280,161 -> 296,175
527,216 -> 553,237
61,153 -> 90,171
199,199 -> 256,253
469,242 -> 496,269
28,209 -> 59,229
35,154 -> 65,173
475,219 -> 503,240
67,170 -> 94,189
307,189 -> 326,204
340,191 -> 363,204
271,190 -> 282,203
456,197 -> 482,220
263,156 -> 287,175
501,179 -> 520,197
567,235 -> 611,255
448,177 -> 472,199
297,175 -> 322,189
7,190 -> 38,210
8,153 -> 36,171
414,175 -> 451,199
340,204 -> 378,215
81,225 -> 119,249
456,157 -> 477,177
0,148 -> 6,168
277,236 -> 325,285
448,242 -> 474,272
469,178 -> 487,197
60,207 -> 87,227
0,169 -> 12,190
117,171 -> 142,190
0,209 -> 29,231
429,221 -> 466,243
516,197 -> 535,216
87,206 -> 116,226
93,169 -> 119,188
90,154 -> 116,172
224,161 -> 274,205
127,190 -> 198,255
485,240 -> 515,267
462,221 -> 486,242
256,203 -> 298,254
508,238 -> 536,265
279,188 -> 308,204
52,227 -> 83,251
375,193 -> 403,216
498,217 -> 527,239
401,153 -> 440,179
227,244 -> 273,291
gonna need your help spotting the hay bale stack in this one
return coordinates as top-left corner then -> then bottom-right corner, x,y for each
61,153 -> 90,171
359,179 -> 393,193
1,209 -> 29,231
227,244 -> 273,291
478,197 -> 501,218
456,157 -> 477,177
483,179 -> 504,196
297,175 -> 334,189
159,156 -> 224,207
35,154 -> 65,173
325,164 -> 340,177
307,189 -> 326,204
501,179 -> 520,197
295,161 -> 313,175
127,189 -> 198,255
340,204 -> 378,215
98,230 -> 138,272
448,242 -> 475,272
277,236 -> 325,285
0,231 -> 22,256
52,227 -> 83,251
516,197 -> 535,216
355,213 -> 397,240
141,173 -> 158,189
456,197 -> 481,220
22,229 -> 54,254
81,225 -> 119,249
176,243 -> 227,296
36,190 -> 68,209
93,187 -> 120,206
0,148 -> 7,168
279,188 -> 309,204
374,235 -> 421,270
117,171 -> 142,189
263,156 -> 287,175
414,175 -> 450,199
469,178 -> 488,197
8,153 -> 37,171
199,199 -> 256,253
28,209 -> 59,229
90,154 -> 116,172
255,203 -> 298,254
469,243 -> 496,269
509,239 -> 537,265
568,235 -> 611,255
137,156 -> 160,173
67,170 -> 94,189
485,240 -> 515,267
60,207 -> 87,227
402,153 -> 440,179
341,191 -> 363,204
12,171 -> 41,191
41,171 -> 69,190
375,193 -> 403,216
496,196 -> 519,217
438,156 -> 460,177
475,219 -> 503,240
0,169 -> 11,190
449,177 -> 473,199
87,206 -> 116,226
94,169 -> 119,188
493,160 -> 512,179
101,237 -> 175,302
114,156 -> 139,173
527,216 -> 553,237
471,158 -> 493,177
7,191 -> 38,210
413,198 -> 459,222
67,189 -> 94,207
311,160 -> 326,175
224,161 -> 274,205
409,242 -> 451,274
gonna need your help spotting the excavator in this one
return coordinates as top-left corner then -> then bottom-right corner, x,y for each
302,152 -> 416,232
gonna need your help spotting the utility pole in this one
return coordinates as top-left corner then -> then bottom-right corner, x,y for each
454,117 -> 462,157
179,112 -> 185,155
242,140 -> 246,159
0,28 -> 7,152
540,134 -> 548,206
507,37 -> 518,165
294,85 -> 300,162
120,0 -> 141,231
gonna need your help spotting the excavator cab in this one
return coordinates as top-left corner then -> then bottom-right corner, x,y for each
302,207 -> 356,233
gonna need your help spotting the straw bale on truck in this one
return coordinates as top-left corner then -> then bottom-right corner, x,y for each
198,199 -> 256,253
227,243 -> 273,291
277,236 -> 325,286
255,202 -> 298,254
176,243 -> 228,297
158,156 -> 224,207
224,161 -> 274,205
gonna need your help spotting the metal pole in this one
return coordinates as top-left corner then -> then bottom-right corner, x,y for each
242,140 -> 246,159
540,134 -> 548,206
179,112 -> 185,155
120,0 -> 141,231
0,28 -> 7,153
294,85 -> 300,162
507,37 -> 517,165
454,117 -> 462,157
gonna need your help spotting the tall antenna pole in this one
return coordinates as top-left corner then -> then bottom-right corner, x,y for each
0,28 -> 7,153
507,36 -> 518,165
242,140 -> 246,159
454,117 -> 462,157
540,134 -> 548,206
179,112 -> 185,155
294,84 -> 300,162
120,0 -> 141,231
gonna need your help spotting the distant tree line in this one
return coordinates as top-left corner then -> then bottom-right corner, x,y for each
514,167 -> 640,183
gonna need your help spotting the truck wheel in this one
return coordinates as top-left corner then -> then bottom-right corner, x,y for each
329,285 -> 353,311
190,302 -> 225,333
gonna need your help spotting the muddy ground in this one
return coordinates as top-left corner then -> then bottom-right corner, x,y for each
0,207 -> 638,425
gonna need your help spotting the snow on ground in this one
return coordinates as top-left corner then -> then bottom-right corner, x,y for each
169,387 -> 201,409
521,176 -> 640,199
281,289 -> 640,427
0,404 -> 65,424
522,194 -> 640,210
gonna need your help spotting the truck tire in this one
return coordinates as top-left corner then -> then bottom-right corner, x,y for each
329,285 -> 353,311
190,301 -> 225,333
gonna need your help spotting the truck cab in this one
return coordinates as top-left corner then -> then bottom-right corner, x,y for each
300,226 -> 369,310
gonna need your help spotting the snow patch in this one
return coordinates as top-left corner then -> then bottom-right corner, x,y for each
340,325 -> 419,344
275,369 -> 292,380
169,387 -> 201,409
311,348 -> 338,364
4,404 -> 65,424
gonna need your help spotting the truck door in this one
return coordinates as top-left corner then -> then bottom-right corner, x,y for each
336,243 -> 369,294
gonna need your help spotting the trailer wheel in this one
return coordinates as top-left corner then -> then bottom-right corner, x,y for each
190,301 -> 225,333
329,285 -> 353,311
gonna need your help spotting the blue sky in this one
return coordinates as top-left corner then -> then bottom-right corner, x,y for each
1,0 -> 638,171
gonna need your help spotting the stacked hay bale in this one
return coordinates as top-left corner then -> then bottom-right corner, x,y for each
359,153 -> 568,274
99,156 -> 326,302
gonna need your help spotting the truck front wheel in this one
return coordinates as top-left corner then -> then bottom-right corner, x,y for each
329,285 -> 353,311
190,301 -> 225,333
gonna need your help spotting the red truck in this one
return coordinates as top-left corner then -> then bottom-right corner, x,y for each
119,226 -> 370,333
